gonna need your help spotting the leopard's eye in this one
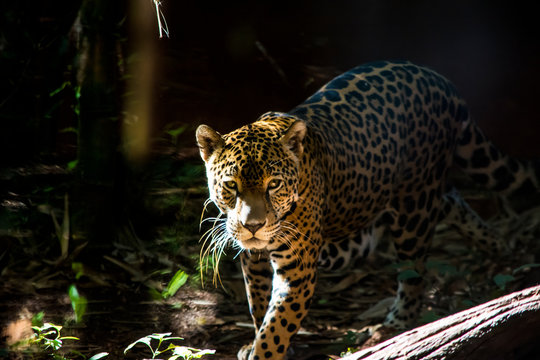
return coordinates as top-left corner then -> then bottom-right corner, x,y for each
223,180 -> 237,191
267,179 -> 282,191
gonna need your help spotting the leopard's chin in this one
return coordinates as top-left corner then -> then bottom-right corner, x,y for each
238,237 -> 268,250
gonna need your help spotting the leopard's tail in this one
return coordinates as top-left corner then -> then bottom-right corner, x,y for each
454,120 -> 540,198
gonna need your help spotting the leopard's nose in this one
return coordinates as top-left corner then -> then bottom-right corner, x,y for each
243,221 -> 266,235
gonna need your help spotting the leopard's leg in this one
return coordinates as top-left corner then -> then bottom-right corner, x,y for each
384,187 -> 443,329
238,232 -> 321,360
240,251 -> 273,330
384,188 -> 502,328
238,251 -> 273,360
439,190 -> 502,253
318,214 -> 385,272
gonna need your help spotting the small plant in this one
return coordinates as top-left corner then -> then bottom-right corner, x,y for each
68,284 -> 87,323
493,273 -> 515,290
12,313 -> 210,360
30,320 -> 79,359
147,269 -> 190,301
165,124 -> 187,146
161,269 -> 189,299
124,332 -> 215,360
494,263 -> 540,290
338,346 -> 360,357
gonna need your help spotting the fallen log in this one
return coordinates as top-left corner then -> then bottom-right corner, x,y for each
340,285 -> 540,360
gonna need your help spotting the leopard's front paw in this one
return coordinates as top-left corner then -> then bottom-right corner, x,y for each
237,343 -> 253,360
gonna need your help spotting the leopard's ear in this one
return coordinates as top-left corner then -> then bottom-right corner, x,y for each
280,120 -> 306,158
196,125 -> 224,162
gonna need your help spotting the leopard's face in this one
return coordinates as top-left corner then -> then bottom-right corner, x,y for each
196,117 -> 306,250
206,142 -> 299,250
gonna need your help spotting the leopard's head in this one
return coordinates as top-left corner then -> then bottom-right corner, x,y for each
196,113 -> 306,251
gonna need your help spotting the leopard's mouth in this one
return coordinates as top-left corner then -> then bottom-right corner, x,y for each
238,237 -> 268,250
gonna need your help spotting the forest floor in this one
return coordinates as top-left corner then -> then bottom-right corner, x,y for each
2,150 -> 540,360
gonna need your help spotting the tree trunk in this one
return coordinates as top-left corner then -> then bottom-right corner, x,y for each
340,285 -> 540,360
77,0 -> 124,184
72,0 -> 126,251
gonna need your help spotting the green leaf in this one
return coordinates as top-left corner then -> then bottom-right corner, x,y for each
165,125 -> 188,146
164,337 -> 184,342
69,349 -> 86,358
188,348 -> 216,359
60,336 -> 80,341
32,311 -> 44,327
49,81 -> 70,97
148,332 -> 173,340
169,346 -> 192,359
67,160 -> 78,171
124,335 -> 154,355
68,285 -> 87,323
74,86 -> 81,100
461,299 -> 476,308
169,301 -> 184,310
60,127 -> 78,134
397,269 -> 421,281
493,274 -> 515,290
72,262 -> 84,280
88,352 -> 109,360
343,330 -> 362,344
420,310 -> 440,324
170,346 -> 215,359
166,125 -> 187,138
50,338 -> 62,351
148,287 -> 163,301
41,323 -> 63,333
513,263 -> 540,275
162,270 -> 189,299
31,326 -> 41,333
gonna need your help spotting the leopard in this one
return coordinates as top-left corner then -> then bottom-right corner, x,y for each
195,60 -> 539,360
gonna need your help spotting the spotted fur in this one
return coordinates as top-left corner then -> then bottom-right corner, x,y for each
196,61 -> 539,360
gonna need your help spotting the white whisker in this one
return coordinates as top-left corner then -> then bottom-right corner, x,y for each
199,198 -> 223,230
198,211 -> 235,287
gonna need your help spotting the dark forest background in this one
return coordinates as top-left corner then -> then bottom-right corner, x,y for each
2,0 -> 540,164
1,1 -> 539,359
